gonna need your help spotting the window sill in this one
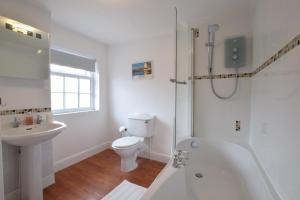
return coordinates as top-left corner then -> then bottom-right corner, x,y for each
53,109 -> 99,116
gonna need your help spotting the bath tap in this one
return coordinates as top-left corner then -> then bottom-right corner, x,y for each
173,150 -> 188,168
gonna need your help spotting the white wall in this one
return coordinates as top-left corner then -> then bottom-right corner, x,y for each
193,17 -> 253,144
51,23 -> 110,171
250,0 -> 300,200
107,35 -> 174,161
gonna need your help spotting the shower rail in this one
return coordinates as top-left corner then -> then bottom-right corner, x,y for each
169,78 -> 187,84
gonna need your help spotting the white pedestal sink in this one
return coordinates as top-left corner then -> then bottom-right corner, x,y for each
1,121 -> 66,200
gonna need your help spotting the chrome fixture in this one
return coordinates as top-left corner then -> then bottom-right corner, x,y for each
173,150 -> 189,168
0,97 -> 7,107
207,24 -> 238,99
190,141 -> 199,148
36,115 -> 43,124
173,6 -> 178,152
190,28 -> 199,138
195,172 -> 204,179
206,24 -> 219,47
169,78 -> 187,85
12,117 -> 21,128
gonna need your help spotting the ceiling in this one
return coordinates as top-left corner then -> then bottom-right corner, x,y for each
30,0 -> 256,44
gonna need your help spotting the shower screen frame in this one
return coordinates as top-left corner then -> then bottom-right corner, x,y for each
172,7 -> 196,151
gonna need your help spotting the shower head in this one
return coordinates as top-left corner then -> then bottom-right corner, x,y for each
206,24 -> 220,47
208,24 -> 220,33
207,24 -> 220,69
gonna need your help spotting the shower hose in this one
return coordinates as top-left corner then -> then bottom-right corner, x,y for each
209,67 -> 238,100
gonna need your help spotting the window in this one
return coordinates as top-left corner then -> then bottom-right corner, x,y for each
50,50 -> 97,114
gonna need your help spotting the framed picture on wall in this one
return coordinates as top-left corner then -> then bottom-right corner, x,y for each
132,61 -> 153,79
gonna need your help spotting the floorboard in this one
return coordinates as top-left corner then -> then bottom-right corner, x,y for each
43,149 -> 166,200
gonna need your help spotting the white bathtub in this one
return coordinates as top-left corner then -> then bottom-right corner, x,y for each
142,138 -> 277,200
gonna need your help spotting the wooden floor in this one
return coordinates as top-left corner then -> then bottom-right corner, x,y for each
43,149 -> 166,200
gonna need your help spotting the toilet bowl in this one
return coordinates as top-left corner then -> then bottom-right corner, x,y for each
111,113 -> 155,172
112,136 -> 145,172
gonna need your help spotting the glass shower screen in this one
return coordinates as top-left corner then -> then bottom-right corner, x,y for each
173,7 -> 193,148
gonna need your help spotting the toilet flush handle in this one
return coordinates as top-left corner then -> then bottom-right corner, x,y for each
119,126 -> 127,137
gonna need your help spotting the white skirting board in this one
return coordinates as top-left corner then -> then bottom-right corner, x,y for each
5,189 -> 20,200
138,151 -> 170,163
149,152 -> 170,163
102,180 -> 146,200
54,142 -> 111,172
43,174 -> 55,188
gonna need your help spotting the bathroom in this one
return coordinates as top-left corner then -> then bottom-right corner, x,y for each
0,0 -> 299,199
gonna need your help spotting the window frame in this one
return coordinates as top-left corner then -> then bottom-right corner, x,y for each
50,66 -> 95,114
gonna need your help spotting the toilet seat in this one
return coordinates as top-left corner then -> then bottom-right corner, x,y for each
112,136 -> 144,149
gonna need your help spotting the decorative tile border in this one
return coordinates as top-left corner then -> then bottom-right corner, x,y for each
194,72 -> 253,80
0,107 -> 51,116
194,34 -> 300,80
252,34 -> 300,76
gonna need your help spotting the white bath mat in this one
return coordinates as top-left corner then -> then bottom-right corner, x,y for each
101,180 -> 146,200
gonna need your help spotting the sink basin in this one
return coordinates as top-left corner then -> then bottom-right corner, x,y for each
0,120 -> 66,200
1,121 -> 66,146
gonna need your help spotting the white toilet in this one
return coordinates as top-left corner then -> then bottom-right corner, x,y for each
112,113 -> 155,172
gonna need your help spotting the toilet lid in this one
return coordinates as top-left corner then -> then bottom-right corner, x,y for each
112,136 -> 144,148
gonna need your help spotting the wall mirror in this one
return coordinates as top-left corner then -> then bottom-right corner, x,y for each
0,16 -> 49,80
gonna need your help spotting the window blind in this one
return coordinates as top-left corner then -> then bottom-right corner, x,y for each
51,49 -> 96,72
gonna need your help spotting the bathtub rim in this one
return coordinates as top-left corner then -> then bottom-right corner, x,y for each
141,137 -> 281,200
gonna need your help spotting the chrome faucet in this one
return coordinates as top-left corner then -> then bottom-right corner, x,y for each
173,150 -> 189,168
12,117 -> 21,128
36,114 -> 43,124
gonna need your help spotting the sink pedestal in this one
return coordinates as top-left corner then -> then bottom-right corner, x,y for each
1,121 -> 66,199
20,144 -> 43,200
